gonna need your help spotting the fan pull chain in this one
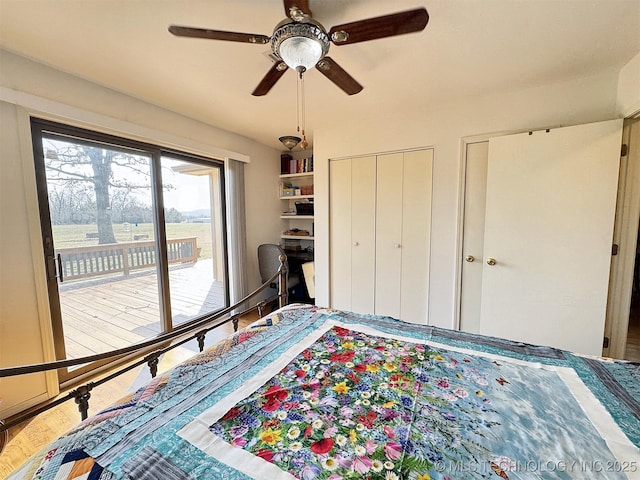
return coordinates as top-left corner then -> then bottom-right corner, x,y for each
297,71 -> 308,149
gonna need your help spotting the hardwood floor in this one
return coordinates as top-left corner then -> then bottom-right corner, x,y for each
625,296 -> 640,362
0,312 -> 257,478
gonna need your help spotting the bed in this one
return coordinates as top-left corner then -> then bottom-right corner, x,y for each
7,304 -> 640,479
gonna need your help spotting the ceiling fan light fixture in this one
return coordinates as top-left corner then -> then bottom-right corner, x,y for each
271,21 -> 329,73
279,36 -> 323,72
279,135 -> 302,150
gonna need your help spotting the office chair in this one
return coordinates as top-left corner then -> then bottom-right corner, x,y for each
257,244 -> 300,304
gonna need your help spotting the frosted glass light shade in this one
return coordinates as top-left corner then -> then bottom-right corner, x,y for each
278,36 -> 323,71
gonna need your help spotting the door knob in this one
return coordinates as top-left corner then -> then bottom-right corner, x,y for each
486,257 -> 497,266
353,241 -> 359,247
465,255 -> 475,263
394,243 -> 401,248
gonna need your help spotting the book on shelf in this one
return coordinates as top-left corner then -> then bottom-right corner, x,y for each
280,154 -> 314,174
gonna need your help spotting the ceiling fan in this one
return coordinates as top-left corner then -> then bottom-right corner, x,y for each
169,0 -> 429,96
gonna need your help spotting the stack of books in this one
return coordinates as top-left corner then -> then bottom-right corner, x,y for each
281,154 -> 313,174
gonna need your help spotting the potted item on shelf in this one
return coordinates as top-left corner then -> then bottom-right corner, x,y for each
280,181 -> 298,196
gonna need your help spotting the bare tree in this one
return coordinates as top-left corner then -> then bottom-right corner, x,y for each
44,140 -> 152,244
48,181 -> 95,224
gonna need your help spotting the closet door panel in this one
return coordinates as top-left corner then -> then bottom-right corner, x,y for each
375,153 -> 404,317
400,149 -> 432,323
329,159 -> 353,310
351,156 -> 377,314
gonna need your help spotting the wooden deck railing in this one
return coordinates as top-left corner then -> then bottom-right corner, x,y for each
56,237 -> 198,281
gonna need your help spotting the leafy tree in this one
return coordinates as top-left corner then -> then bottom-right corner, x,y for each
164,207 -> 185,223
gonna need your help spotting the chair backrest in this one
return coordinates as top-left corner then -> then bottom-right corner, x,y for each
257,244 -> 287,284
301,261 -> 315,299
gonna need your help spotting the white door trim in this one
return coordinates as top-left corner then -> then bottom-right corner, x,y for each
604,116 -> 640,359
455,133 -> 504,331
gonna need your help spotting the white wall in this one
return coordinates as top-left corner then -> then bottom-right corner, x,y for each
616,51 -> 640,117
0,50 -> 282,416
0,100 -> 50,416
313,69 -> 621,329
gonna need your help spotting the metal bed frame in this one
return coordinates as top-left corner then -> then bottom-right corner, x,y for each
0,256 -> 289,453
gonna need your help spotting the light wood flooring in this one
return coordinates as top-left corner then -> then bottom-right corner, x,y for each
624,296 -> 640,362
0,312 -> 257,478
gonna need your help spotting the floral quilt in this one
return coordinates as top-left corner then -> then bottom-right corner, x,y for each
9,305 -> 640,480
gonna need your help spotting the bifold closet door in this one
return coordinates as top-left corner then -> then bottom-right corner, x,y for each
375,153 -> 404,317
330,156 -> 376,314
375,150 -> 432,322
330,150 -> 432,322
399,149 -> 432,323
330,159 -> 352,310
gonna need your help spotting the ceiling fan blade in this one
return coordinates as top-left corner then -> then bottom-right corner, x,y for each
168,25 -> 270,44
283,0 -> 312,19
315,57 -> 363,95
252,62 -> 288,96
329,8 -> 429,45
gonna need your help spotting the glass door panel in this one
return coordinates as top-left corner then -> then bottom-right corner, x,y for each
40,135 -> 162,372
161,156 -> 228,326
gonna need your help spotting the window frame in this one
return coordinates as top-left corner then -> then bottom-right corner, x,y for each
30,117 -> 230,382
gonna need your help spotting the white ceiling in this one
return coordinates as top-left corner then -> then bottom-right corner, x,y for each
1,0 -> 639,150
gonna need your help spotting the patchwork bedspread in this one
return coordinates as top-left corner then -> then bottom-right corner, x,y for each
10,305 -> 640,479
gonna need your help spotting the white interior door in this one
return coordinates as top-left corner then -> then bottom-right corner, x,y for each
479,119 -> 623,355
459,142 -> 489,333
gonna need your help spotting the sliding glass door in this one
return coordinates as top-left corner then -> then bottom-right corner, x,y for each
161,155 -> 228,327
31,119 -> 228,382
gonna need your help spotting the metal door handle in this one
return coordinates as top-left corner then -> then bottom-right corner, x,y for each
486,257 -> 496,266
57,253 -> 64,282
465,255 -> 475,263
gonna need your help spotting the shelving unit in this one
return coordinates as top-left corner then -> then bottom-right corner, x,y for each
278,150 -> 315,302
279,152 -> 314,251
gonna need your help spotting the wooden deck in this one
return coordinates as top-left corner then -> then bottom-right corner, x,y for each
59,259 -> 226,361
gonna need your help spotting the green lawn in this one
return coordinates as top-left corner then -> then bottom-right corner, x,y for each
52,222 -> 214,259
